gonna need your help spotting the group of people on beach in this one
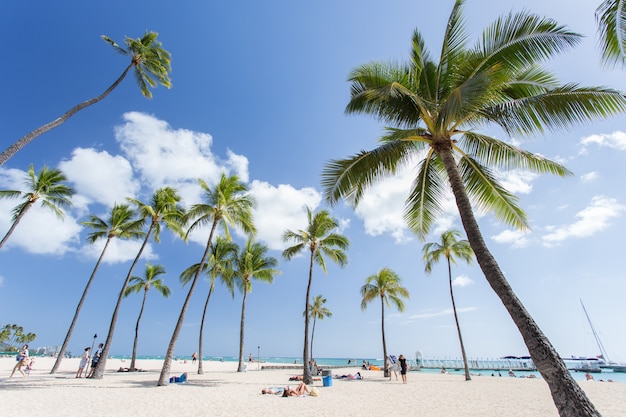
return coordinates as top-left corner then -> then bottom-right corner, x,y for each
75,343 -> 103,378
385,354 -> 408,383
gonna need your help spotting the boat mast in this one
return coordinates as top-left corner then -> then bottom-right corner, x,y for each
580,299 -> 611,363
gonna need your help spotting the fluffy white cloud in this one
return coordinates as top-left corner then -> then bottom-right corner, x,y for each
81,236 -> 157,264
580,172 -> 599,183
580,131 -> 626,151
491,229 -> 531,248
496,170 -> 536,194
452,274 -> 474,287
542,196 -> 626,246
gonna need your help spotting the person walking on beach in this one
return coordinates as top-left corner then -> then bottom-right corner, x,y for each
10,344 -> 29,378
192,352 -> 197,363
76,347 -> 90,378
87,343 -> 103,378
398,354 -> 408,384
386,355 -> 398,381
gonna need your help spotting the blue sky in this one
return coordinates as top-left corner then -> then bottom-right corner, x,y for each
1,0 -> 625,363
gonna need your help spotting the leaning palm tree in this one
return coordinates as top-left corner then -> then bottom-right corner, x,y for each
282,206 -> 349,384
50,203 -> 144,374
321,1 -> 626,415
91,187 -> 184,379
157,174 -> 256,385
0,164 -> 74,250
307,295 -> 332,362
124,263 -> 170,372
423,229 -> 474,381
0,31 -> 171,165
233,239 -> 279,373
360,268 -> 409,377
596,0 -> 626,67
179,237 -> 237,375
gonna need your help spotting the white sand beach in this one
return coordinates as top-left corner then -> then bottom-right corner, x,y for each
1,357 -> 626,417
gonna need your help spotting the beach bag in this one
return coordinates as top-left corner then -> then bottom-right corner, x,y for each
309,387 -> 320,397
16,355 -> 24,362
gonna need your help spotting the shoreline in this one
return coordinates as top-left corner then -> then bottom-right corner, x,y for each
2,357 -> 626,417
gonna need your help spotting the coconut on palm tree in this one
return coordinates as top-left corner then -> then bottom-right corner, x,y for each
0,164 -> 74,250
360,268 -> 409,378
282,206 -> 349,384
50,203 -> 144,374
307,295 -> 332,362
124,263 -> 171,372
233,238 -> 280,373
157,174 -> 256,385
596,0 -> 626,67
0,31 -> 171,165
179,237 -> 237,375
322,1 -> 626,415
91,187 -> 184,379
423,229 -> 474,381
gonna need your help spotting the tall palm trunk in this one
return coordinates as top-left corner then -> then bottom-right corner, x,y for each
91,223 -> 154,379
380,296 -> 388,377
0,202 -> 33,250
158,222 -> 218,385
310,316 -> 317,363
50,237 -> 112,373
129,290 -> 147,371
448,259 -> 471,381
0,64 -> 133,166
438,146 -> 600,416
197,283 -> 214,375
301,250 -> 315,384
237,287 -> 248,372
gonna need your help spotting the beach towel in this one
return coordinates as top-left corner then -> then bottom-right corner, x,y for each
169,373 -> 187,384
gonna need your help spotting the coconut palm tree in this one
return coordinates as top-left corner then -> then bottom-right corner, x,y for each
307,295 -> 332,362
423,229 -> 474,381
282,207 -> 349,384
321,2 -> 626,414
124,263 -> 170,372
91,187 -> 184,379
360,268 -> 409,377
0,31 -> 171,166
233,239 -> 279,373
157,174 -> 256,385
596,0 -> 626,67
179,237 -> 237,375
50,203 -> 144,374
0,164 -> 74,250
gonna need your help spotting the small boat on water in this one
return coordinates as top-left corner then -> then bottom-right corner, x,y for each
580,300 -> 626,373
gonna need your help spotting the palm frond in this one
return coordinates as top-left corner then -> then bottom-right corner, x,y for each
596,0 -> 626,67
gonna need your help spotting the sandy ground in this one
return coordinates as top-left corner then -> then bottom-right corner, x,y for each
1,357 -> 625,417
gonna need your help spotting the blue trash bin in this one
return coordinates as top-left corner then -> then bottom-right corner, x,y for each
322,375 -> 332,387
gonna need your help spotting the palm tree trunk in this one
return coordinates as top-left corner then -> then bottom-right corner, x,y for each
310,317 -> 317,364
91,224 -> 154,379
302,250 -> 315,384
197,284 -> 215,375
438,146 -> 600,416
50,237 -> 111,374
0,64 -> 133,166
158,222 -> 218,386
237,288 -> 248,372
129,291 -> 147,371
448,259 -> 471,381
381,296 -> 388,377
0,202 -> 33,250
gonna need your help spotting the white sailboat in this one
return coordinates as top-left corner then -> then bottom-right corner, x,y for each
580,299 -> 626,373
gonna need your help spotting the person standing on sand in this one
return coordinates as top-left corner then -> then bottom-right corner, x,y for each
192,352 -> 197,363
398,354 -> 408,384
10,344 -> 29,378
76,347 -> 90,378
87,343 -> 103,378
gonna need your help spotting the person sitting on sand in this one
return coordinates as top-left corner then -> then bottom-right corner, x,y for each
282,382 -> 310,397
585,372 -> 594,381
508,369 -> 515,377
261,387 -> 285,395
169,372 -> 188,383
335,372 -> 362,380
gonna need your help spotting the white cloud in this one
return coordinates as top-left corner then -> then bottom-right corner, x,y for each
496,170 -> 536,195
452,275 -> 474,287
542,196 -> 626,246
580,172 -> 599,183
81,237 -> 157,264
491,229 -> 531,248
580,131 -> 626,151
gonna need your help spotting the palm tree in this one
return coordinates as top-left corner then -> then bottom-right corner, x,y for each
307,295 -> 332,362
179,237 -> 237,375
157,174 -> 256,385
360,268 -> 409,377
321,2 -> 626,414
233,239 -> 279,373
0,32 -> 171,165
0,164 -> 74,250
50,203 -> 144,374
596,0 -> 626,67
282,207 -> 349,384
124,263 -> 170,372
91,187 -> 184,379
423,229 -> 474,381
